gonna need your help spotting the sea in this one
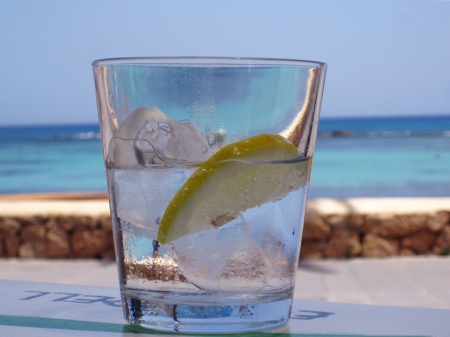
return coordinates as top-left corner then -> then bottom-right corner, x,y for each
0,115 -> 449,198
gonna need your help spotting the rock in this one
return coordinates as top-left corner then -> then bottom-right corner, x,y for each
100,233 -> 115,260
77,216 -> 98,230
60,216 -> 97,231
302,212 -> 331,241
400,248 -> 416,256
0,235 -> 4,257
299,241 -> 327,259
402,230 -> 435,254
362,233 -> 399,257
101,246 -> 116,260
18,241 -> 46,258
427,212 -> 449,233
18,242 -> 35,258
46,228 -> 69,258
71,230 -> 109,258
4,236 -> 19,257
21,225 -> 46,241
44,218 -> 60,231
363,214 -> 427,238
98,215 -> 113,233
107,232 -> 114,247
325,229 -> 362,258
54,217 -> 71,231
320,130 -> 352,138
324,214 -> 364,230
0,218 -> 21,235
434,226 -> 450,255
331,129 -> 351,137
18,242 -> 32,258
349,215 -> 365,229
18,217 -> 43,227
325,215 -> 349,228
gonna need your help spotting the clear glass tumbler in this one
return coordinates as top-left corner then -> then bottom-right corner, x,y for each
93,57 -> 326,333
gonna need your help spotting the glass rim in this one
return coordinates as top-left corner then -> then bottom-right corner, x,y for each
92,56 -> 327,68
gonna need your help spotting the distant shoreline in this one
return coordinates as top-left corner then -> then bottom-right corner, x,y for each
1,113 -> 449,128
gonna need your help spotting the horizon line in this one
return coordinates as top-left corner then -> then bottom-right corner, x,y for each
1,112 -> 449,128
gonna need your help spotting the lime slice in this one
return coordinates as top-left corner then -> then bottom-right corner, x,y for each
157,134 -> 311,244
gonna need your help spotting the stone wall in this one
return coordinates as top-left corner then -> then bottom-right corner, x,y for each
0,215 -> 115,259
0,198 -> 449,260
300,211 -> 450,259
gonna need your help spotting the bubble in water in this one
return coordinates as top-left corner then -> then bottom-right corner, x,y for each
239,305 -> 254,318
159,122 -> 171,132
205,129 -> 226,148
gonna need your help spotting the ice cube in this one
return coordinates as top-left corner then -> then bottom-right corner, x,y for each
242,202 -> 297,281
243,187 -> 309,281
134,111 -> 211,164
172,215 -> 286,292
109,107 -> 211,167
108,138 -> 138,167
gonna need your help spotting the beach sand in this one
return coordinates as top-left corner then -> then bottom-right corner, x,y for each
1,191 -> 449,215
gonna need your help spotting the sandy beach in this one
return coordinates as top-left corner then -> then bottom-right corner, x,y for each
1,191 -> 449,216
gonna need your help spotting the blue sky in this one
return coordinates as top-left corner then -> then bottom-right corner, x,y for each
1,0 -> 449,125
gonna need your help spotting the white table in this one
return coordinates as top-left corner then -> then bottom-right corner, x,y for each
0,279 -> 448,336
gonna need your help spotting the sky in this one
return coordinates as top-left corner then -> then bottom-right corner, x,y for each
0,0 -> 449,126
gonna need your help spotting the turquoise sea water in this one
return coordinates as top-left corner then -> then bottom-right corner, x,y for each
0,115 -> 449,198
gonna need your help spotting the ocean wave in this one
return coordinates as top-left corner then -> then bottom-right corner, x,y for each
49,132 -> 102,141
0,132 -> 102,142
318,130 -> 450,138
71,132 -> 102,140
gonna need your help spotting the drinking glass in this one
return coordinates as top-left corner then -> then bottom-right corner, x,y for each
93,57 -> 326,333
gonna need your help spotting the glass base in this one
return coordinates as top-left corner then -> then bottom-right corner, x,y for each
121,290 -> 292,334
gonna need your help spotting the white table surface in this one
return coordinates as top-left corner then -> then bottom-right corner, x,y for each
0,279 -> 448,337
